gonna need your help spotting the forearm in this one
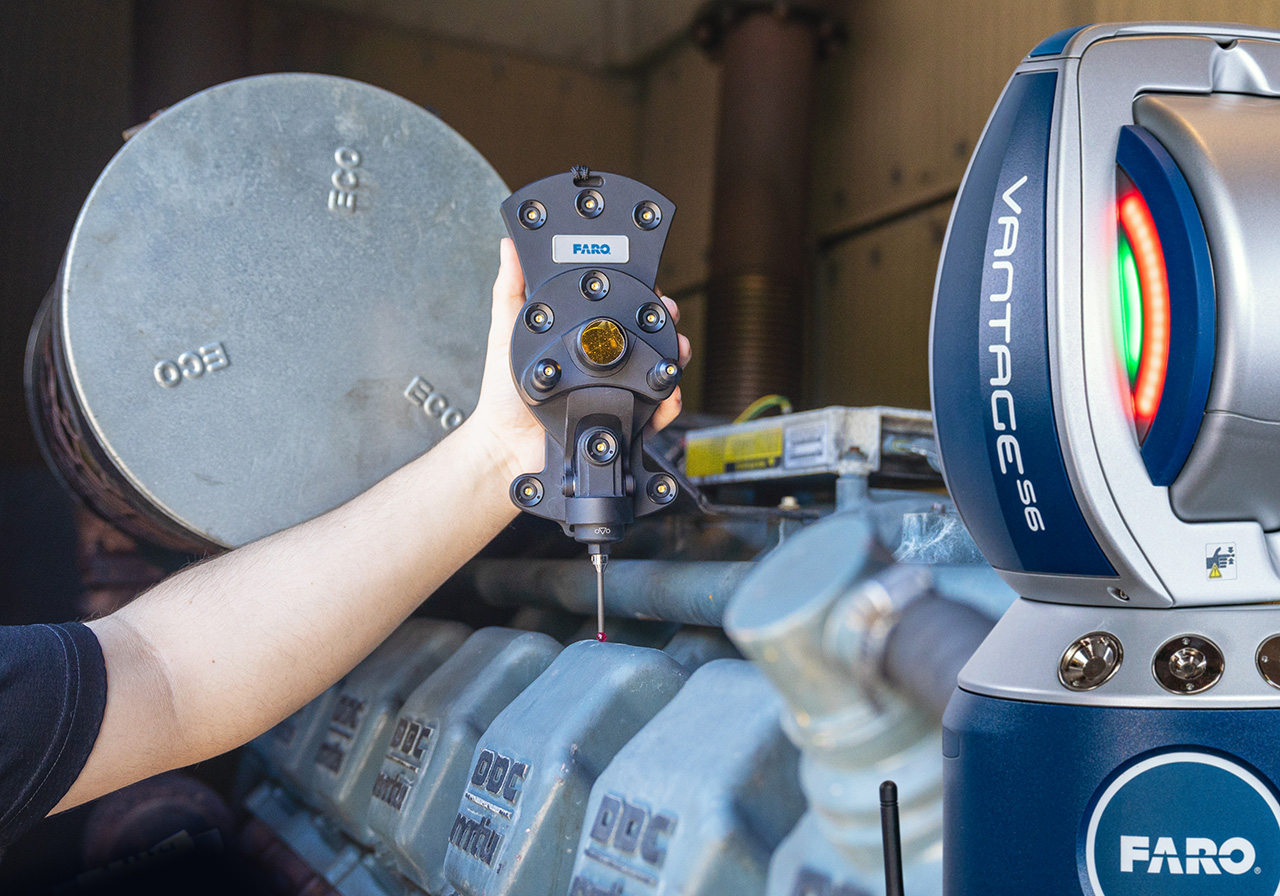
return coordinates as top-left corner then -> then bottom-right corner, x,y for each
64,415 -> 522,810
52,237 -> 686,815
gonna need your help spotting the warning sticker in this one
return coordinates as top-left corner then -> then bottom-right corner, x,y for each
723,429 -> 783,473
685,427 -> 783,479
1205,543 -> 1237,581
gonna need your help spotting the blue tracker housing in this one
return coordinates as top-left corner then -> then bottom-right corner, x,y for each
932,68 -> 1116,579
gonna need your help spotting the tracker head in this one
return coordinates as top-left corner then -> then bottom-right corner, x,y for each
931,23 -> 1280,607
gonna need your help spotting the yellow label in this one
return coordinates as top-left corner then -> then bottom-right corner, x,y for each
686,427 -> 783,478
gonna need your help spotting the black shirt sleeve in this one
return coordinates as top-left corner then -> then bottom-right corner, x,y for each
0,622 -> 108,851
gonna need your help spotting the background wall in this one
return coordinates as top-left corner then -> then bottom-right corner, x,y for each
6,0 -> 1280,472
0,2 -> 132,468
242,2 -> 722,421
808,0 -> 1280,410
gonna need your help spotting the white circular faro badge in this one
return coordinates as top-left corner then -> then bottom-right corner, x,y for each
1083,751 -> 1280,896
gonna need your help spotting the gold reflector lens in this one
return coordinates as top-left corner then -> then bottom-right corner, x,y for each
580,319 -> 627,368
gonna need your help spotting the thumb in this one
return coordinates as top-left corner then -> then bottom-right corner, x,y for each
485,238 -> 528,369
491,237 -> 527,324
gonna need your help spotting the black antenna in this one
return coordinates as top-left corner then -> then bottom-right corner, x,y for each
880,780 -> 905,896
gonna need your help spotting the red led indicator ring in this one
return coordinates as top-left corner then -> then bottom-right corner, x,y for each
1118,189 -> 1170,432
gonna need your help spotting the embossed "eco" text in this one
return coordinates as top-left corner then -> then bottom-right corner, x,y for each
154,342 -> 230,388
404,376 -> 466,430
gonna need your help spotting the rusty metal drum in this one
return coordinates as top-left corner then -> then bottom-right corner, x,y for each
26,74 -> 507,551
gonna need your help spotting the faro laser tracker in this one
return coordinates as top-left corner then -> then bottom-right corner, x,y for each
502,169 -> 681,639
932,22 -> 1280,896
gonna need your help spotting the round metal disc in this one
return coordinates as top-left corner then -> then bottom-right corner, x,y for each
59,74 -> 507,547
1058,631 -> 1124,691
1153,634 -> 1224,694
1257,634 -> 1280,689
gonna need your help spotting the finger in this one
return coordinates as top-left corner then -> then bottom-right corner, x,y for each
659,294 -> 680,326
677,333 -> 691,368
647,386 -> 683,435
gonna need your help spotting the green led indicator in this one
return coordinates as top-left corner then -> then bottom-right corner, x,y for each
1117,227 -> 1143,388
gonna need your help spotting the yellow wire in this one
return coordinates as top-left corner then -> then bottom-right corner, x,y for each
733,394 -> 794,424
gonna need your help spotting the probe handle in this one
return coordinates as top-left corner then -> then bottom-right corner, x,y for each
502,168 -> 681,546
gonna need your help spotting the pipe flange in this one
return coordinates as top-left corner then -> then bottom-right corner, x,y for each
692,0 -> 848,58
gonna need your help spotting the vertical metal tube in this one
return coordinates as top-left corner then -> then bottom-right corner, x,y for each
131,0 -> 251,121
696,3 -> 844,415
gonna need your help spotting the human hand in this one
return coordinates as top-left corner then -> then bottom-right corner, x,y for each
468,238 -> 691,482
